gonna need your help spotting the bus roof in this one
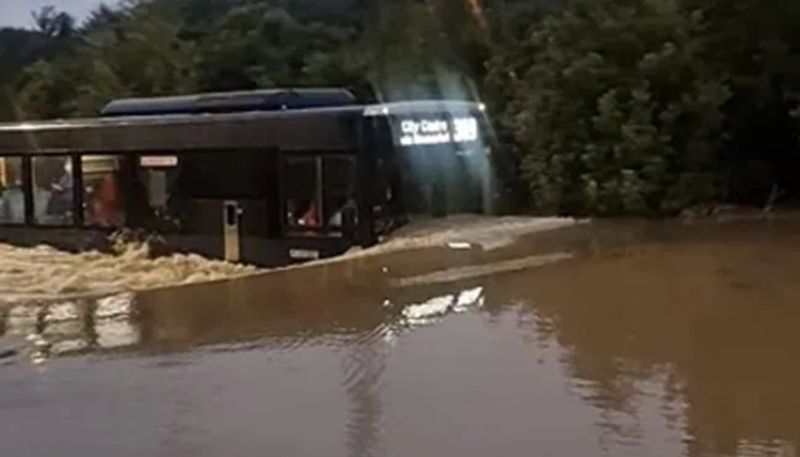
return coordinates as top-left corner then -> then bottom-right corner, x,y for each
0,106 -> 364,154
0,99 -> 487,155
101,88 -> 358,117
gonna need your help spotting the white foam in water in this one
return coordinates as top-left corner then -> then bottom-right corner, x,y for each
0,242 -> 257,305
362,215 -> 581,255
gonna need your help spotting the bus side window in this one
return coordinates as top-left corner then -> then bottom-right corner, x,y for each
33,156 -> 74,226
284,155 -> 356,234
82,156 -> 125,228
284,157 -> 321,231
0,157 -> 26,224
137,161 -> 181,231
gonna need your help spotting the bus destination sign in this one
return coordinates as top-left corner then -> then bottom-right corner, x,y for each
398,116 -> 479,147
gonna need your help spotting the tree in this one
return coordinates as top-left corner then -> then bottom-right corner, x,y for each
6,0 -> 800,213
495,0 -> 730,215
0,28 -> 52,120
197,3 -> 360,91
0,6 -> 78,120
681,0 -> 800,203
14,58 -> 80,119
12,2 -> 199,119
32,6 -> 76,38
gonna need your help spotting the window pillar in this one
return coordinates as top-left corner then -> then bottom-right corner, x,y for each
22,156 -> 33,225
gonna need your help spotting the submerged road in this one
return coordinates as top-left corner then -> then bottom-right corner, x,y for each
2,217 -> 800,457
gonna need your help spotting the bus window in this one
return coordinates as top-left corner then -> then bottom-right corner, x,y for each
0,157 -> 25,224
285,157 -> 322,231
284,156 -> 356,234
137,157 -> 182,231
323,157 -> 356,229
33,156 -> 74,226
82,156 -> 125,228
372,154 -> 404,234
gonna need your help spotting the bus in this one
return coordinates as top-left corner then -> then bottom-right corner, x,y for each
0,89 -> 492,267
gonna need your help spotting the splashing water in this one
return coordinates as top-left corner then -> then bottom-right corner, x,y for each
0,216 -> 577,307
0,242 -> 257,305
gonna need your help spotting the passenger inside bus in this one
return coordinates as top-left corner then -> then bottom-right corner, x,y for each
87,171 -> 124,227
47,160 -> 75,222
288,198 -> 355,231
298,200 -> 321,228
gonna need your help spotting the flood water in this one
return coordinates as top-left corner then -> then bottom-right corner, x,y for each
2,216 -> 800,457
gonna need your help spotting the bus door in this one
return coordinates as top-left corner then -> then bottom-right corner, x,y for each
146,151 -> 275,264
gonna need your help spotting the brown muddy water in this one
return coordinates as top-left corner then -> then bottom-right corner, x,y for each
1,216 -> 800,457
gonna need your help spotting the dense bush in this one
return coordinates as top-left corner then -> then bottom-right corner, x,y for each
489,0 -> 731,215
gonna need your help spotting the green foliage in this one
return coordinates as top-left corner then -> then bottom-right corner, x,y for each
2,0 -> 487,117
13,3 -> 198,118
2,0 -> 800,214
196,2 -> 360,90
684,0 -> 800,203
32,5 -> 77,38
491,0 -> 731,215
0,28 -> 54,119
4,0 -> 381,118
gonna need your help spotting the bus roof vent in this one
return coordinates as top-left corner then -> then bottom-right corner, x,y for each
100,88 -> 358,117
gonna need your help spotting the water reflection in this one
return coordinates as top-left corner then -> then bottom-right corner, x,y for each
1,218 -> 799,456
400,286 -> 484,325
0,266 -> 490,457
0,292 -> 141,363
342,334 -> 388,457
498,219 -> 800,457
